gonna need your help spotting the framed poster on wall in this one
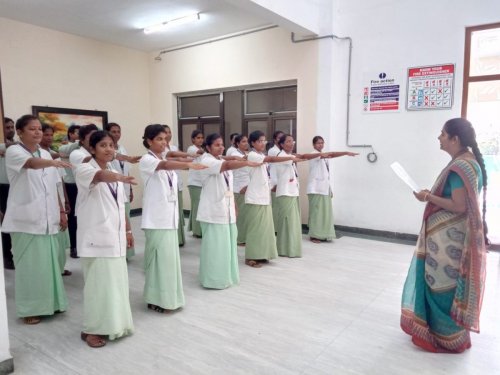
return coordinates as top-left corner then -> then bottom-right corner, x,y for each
406,64 -> 455,110
32,105 -> 108,150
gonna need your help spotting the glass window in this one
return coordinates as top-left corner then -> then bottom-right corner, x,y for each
180,95 -> 220,118
181,123 -> 198,151
246,86 -> 297,114
470,27 -> 500,76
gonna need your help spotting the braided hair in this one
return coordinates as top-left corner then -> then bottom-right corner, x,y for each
444,118 -> 489,244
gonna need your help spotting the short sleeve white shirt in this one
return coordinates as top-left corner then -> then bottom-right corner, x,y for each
197,153 -> 235,224
267,145 -> 280,188
245,151 -> 271,205
187,145 -> 204,187
59,142 -> 80,183
226,148 -> 250,193
2,145 -> 61,234
307,151 -> 331,195
75,159 -> 126,257
110,144 -> 131,203
140,152 -> 179,230
166,144 -> 183,191
274,151 -> 299,197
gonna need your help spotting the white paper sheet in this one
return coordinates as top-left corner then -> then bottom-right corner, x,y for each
390,162 -> 420,192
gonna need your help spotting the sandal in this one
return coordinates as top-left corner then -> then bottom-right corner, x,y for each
147,304 -> 170,314
81,332 -> 106,348
23,316 -> 41,325
61,270 -> 72,276
310,238 -> 322,244
245,260 -> 262,268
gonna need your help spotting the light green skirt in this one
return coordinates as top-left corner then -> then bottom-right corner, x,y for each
56,229 -> 70,272
234,193 -> 248,244
199,222 -> 239,289
178,190 -> 185,246
307,194 -> 336,241
244,204 -> 278,260
188,186 -> 202,237
271,191 -> 278,231
143,229 -> 185,309
11,232 -> 68,318
82,257 -> 134,340
275,196 -> 302,257
125,202 -> 135,259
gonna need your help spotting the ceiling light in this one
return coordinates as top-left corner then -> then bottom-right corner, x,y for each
144,13 -> 200,34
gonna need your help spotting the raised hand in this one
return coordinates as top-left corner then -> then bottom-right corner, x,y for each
53,160 -> 72,168
189,163 -> 208,170
120,175 -> 138,185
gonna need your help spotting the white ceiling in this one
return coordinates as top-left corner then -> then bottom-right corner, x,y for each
0,0 -> 287,52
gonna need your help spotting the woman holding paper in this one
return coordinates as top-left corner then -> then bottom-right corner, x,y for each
307,136 -> 358,243
401,118 -> 488,353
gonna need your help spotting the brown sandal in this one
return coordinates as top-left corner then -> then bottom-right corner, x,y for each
310,238 -> 322,244
23,316 -> 41,325
81,332 -> 106,348
61,270 -> 72,276
245,260 -> 262,268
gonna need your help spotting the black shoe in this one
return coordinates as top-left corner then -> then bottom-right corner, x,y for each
70,248 -> 79,259
3,258 -> 15,270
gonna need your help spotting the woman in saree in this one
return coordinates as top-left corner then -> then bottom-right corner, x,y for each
401,118 -> 488,353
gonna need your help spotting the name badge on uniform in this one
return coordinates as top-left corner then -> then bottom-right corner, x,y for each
225,191 -> 234,198
167,192 -> 177,202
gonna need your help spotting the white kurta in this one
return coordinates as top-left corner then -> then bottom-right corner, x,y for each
75,159 -> 126,257
307,151 -> 331,195
2,145 -> 60,235
197,153 -> 235,224
140,152 -> 179,230
274,151 -> 299,198
245,151 -> 271,206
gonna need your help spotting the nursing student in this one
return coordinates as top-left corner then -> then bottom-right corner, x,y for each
244,130 -> 297,268
307,136 -> 358,243
140,125 -> 206,312
106,122 -> 141,260
268,130 -> 284,229
197,133 -> 261,289
2,115 -> 71,325
163,124 -> 192,247
68,123 -> 98,258
58,124 -> 80,259
274,134 -> 327,258
40,124 -> 72,276
226,134 -> 250,245
75,130 -> 136,348
0,117 -> 16,270
187,130 -> 205,238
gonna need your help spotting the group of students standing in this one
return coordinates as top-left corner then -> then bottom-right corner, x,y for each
0,115 -> 356,348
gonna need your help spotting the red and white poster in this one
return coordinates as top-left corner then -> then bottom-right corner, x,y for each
407,64 -> 454,110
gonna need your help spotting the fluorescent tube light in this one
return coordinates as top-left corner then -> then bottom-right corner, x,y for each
144,13 -> 200,34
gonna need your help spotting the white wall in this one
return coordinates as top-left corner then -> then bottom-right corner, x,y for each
149,27 -> 323,220
329,0 -> 500,234
0,17 -> 151,209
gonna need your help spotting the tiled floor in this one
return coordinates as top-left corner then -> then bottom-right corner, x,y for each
4,217 -> 500,374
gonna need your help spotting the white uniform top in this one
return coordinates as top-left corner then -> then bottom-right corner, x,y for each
110,144 -> 131,203
226,148 -> 249,193
307,150 -> 331,195
58,142 -> 80,183
245,151 -> 271,205
267,144 -> 280,188
2,144 -> 61,234
187,145 -> 203,187
197,153 -> 235,224
274,151 -> 299,197
75,159 -> 126,257
70,147 -> 92,214
140,152 -> 179,230
226,145 -> 237,155
0,143 -> 8,184
166,144 -> 183,191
